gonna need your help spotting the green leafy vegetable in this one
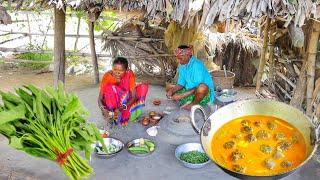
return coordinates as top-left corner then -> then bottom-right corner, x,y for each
0,82 -> 105,180
180,151 -> 209,164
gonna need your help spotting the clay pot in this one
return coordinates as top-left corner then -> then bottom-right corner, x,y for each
142,117 -> 150,126
153,99 -> 161,106
149,111 -> 157,117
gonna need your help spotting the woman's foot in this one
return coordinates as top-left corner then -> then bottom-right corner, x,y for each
181,102 -> 196,110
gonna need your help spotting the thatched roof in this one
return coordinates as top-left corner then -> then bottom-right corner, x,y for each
101,0 -> 320,28
206,31 -> 261,56
2,1 -> 319,27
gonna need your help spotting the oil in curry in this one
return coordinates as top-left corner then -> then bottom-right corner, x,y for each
211,115 -> 306,176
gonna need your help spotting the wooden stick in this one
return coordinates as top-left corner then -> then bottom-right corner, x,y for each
275,82 -> 292,99
0,35 -> 26,45
0,32 -> 11,36
0,47 -> 174,59
306,21 -> 320,116
256,17 -> 270,92
0,30 -> 165,42
268,26 -> 276,89
276,71 -> 296,88
74,16 -> 81,51
3,59 -> 52,64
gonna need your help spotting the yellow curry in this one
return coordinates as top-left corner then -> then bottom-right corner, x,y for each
211,115 -> 306,176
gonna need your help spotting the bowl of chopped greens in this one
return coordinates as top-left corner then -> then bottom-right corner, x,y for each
93,137 -> 124,158
175,143 -> 210,169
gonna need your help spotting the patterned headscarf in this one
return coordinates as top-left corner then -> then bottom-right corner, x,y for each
174,46 -> 193,58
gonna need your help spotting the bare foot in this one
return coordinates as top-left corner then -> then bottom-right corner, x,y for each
171,94 -> 184,101
181,102 -> 196,110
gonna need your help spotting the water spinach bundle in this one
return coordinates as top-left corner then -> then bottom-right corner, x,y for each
0,83 -> 105,180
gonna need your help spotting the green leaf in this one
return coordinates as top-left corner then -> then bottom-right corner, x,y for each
0,104 -> 26,125
0,91 -> 22,105
61,97 -> 81,121
15,88 -> 33,106
9,136 -> 23,149
0,123 -> 16,137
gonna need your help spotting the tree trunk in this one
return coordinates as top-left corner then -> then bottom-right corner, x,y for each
53,8 -> 66,88
256,17 -> 270,91
88,21 -> 99,84
306,21 -> 320,116
74,17 -> 81,51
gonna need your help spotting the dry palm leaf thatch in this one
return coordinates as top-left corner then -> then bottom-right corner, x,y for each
101,21 -> 177,84
164,21 -> 205,53
96,0 -> 319,29
206,31 -> 261,56
2,1 -> 319,29
205,29 -> 261,86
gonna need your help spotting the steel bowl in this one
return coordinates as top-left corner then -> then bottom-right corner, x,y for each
175,143 -> 211,169
126,138 -> 156,157
216,89 -> 237,103
92,137 -> 124,159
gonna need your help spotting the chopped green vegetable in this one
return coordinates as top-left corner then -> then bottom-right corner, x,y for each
127,139 -> 156,154
180,151 -> 209,164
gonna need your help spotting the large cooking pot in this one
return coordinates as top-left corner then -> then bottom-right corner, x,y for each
190,99 -> 319,180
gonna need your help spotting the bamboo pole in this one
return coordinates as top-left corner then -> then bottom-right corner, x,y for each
275,82 -> 292,99
0,30 -> 165,42
290,53 -> 308,108
256,17 -> 271,91
290,19 -> 314,109
53,8 -> 66,88
306,21 -> 320,116
0,35 -> 26,45
3,59 -> 52,64
276,71 -> 296,88
0,47 -> 175,59
268,25 -> 276,90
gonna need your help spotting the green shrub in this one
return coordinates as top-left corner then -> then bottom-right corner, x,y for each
17,52 -> 53,70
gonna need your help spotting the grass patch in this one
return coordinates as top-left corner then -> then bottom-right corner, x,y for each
16,52 -> 53,70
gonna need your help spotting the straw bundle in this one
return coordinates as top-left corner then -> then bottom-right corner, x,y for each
164,21 -> 205,53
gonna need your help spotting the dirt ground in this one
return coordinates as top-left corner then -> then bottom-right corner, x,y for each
0,70 -> 319,180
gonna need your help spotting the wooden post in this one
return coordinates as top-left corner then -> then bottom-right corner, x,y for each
290,54 -> 307,109
268,25 -> 276,90
53,8 -> 66,88
306,21 -> 320,115
88,20 -> 99,84
256,17 -> 270,91
74,16 -> 81,51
